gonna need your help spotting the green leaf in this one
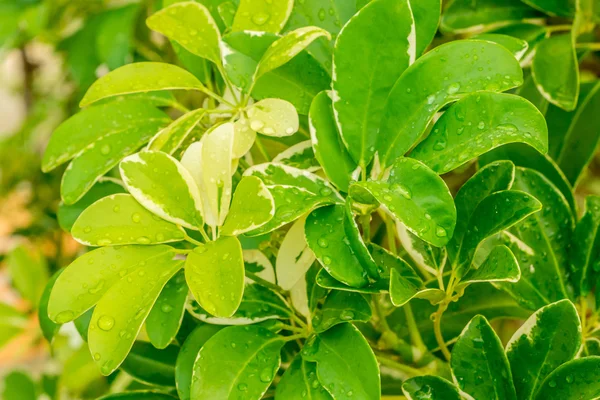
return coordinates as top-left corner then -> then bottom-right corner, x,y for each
547,81 -> 600,186
221,176 -> 275,236
185,236 -> 244,318
175,324 -> 223,400
302,323 -> 380,399
447,160 -> 515,261
120,151 -> 204,230
244,163 -> 342,235
378,40 -> 523,167
0,302 -> 27,348
146,270 -> 188,349
506,299 -> 582,400
521,0 -> 576,16
389,269 -> 445,307
276,355 -> 332,399
191,325 -> 285,398
48,245 -> 176,323
309,90 -> 358,192
534,356 -> 600,400
80,62 -> 206,107
1,371 -> 36,400
272,140 -> 320,171
121,341 -> 178,387
332,0 -> 414,168
233,118 -> 257,158
5,245 -> 48,306
147,109 -> 205,154
42,100 -> 169,172
257,26 -> 331,78
57,180 -> 126,232
232,0 -> 293,33
181,123 -> 233,228
570,196 -> 600,297
490,167 -> 573,310
474,33 -> 529,59
97,392 -> 177,400
312,291 -> 371,333
532,34 -> 579,111
441,0 -> 541,34
246,98 -> 299,137
410,92 -> 547,174
305,204 -> 370,288
96,4 -> 139,69
451,315 -> 517,399
411,0 -> 441,55
402,376 -> 462,400
88,256 -> 183,375
396,223 -> 447,274
479,143 -> 576,214
147,1 -> 221,64
458,245 -> 520,288
455,190 -> 542,278
355,158 -> 456,247
38,270 -> 62,343
72,194 -> 185,246
315,268 -> 387,294
276,215 -> 316,290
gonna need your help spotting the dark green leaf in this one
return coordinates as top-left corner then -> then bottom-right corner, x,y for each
121,341 -> 178,387
276,355 -> 332,399
458,245 -> 520,288
389,269 -> 445,307
570,196 -> 600,297
534,356 -> 600,400
312,291 -> 371,332
402,375 -> 462,400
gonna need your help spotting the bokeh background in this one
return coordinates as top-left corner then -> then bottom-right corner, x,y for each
1,0 -> 600,399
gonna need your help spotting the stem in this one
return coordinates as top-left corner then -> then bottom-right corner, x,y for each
404,304 -> 427,354
280,324 -> 306,334
373,296 -> 390,332
376,355 -> 425,377
246,271 -> 286,295
433,303 -> 451,361
254,136 -> 271,161
284,333 -> 307,342
361,214 -> 372,244
170,101 -> 190,113
546,24 -> 574,33
180,227 -> 207,246
576,43 -> 600,51
384,215 -> 397,254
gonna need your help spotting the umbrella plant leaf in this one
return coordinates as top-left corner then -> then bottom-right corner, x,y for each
232,0 -> 294,33
221,176 -> 275,236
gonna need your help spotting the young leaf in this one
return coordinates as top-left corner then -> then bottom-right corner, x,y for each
312,291 -> 372,333
71,194 -> 185,246
332,0 -> 415,168
221,176 -> 275,236
402,376 -> 462,400
457,245 -> 520,288
48,245 -> 176,323
309,91 -> 358,191
256,26 -> 331,79
396,223 -> 447,275
532,34 -> 579,111
185,236 -> 244,318
145,270 -> 188,349
534,357 -> 600,400
447,160 -> 515,261
302,323 -> 380,399
570,196 -> 600,297
120,342 -> 178,387
506,299 -> 582,400
244,163 -> 343,234
120,151 -> 204,230
411,0 -> 441,55
441,0 -> 541,34
191,325 -> 285,398
410,92 -> 548,174
389,269 -> 445,307
548,81 -> 600,186
276,355 -> 332,399
246,98 -> 299,137
451,315 -> 517,400
146,2 -> 221,64
474,33 -> 529,59
276,216 -> 316,290
355,158 -> 456,247
455,190 -> 542,278
147,109 -> 205,154
42,100 -> 169,172
232,0 -> 294,33
232,117 -> 257,158
315,268 -> 387,294
305,204 -> 370,288
377,40 -> 523,167
88,257 -> 183,375
175,324 -> 223,400
80,62 -> 206,107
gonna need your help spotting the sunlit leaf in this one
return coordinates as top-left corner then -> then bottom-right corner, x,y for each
276,355 -> 332,399
276,216 -> 316,290
147,109 -> 205,154
221,176 -> 275,236
402,376 -> 462,400
246,98 -> 299,137
232,0 -> 294,33
312,290 -> 371,332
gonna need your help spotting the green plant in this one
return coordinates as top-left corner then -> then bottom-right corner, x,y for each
33,0 -> 600,399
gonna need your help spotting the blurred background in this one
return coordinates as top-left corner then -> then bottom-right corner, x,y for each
1,0 -> 600,399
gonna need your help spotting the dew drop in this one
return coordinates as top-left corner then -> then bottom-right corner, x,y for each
251,12 -> 270,26
317,238 -> 329,248
98,315 -> 115,331
435,226 -> 447,237
131,213 -> 141,223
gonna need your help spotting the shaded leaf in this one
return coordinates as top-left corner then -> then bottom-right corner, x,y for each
570,196 -> 600,297
402,376 -> 462,400
276,355 -> 332,399
534,357 -> 600,400
312,290 -> 371,332
121,341 -> 178,387
458,245 -> 520,288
